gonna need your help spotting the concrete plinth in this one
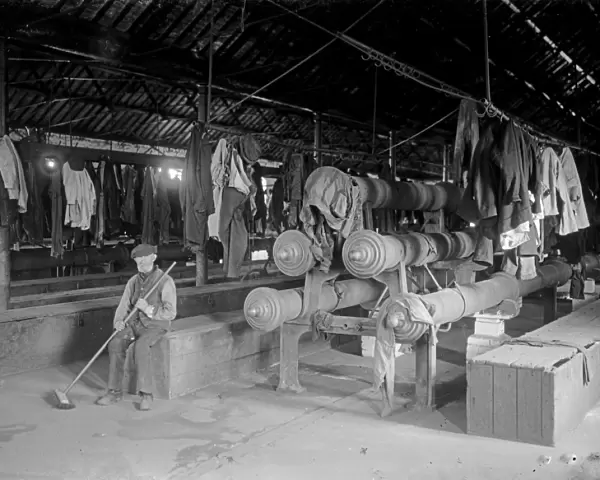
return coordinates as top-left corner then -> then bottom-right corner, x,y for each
466,317 -> 511,360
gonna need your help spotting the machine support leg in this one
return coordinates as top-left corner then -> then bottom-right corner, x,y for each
414,328 -> 436,410
543,285 -> 557,325
277,323 -> 308,393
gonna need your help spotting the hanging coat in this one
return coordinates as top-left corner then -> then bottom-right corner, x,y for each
21,161 -> 43,244
180,124 -> 214,252
50,167 -> 64,258
141,167 -> 156,245
154,168 -> 171,245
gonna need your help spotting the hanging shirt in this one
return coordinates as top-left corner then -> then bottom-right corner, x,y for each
559,147 -> 590,231
0,135 -> 28,213
62,161 -> 96,231
208,138 -> 229,240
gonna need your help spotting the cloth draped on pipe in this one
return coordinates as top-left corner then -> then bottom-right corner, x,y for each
62,160 -> 96,231
299,166 -> 363,273
180,125 -> 214,252
373,293 -> 435,417
0,135 -> 28,214
50,165 -> 64,258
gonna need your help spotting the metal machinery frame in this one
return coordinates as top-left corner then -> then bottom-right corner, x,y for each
243,166 -> 600,415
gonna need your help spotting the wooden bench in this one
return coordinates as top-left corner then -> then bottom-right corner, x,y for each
467,298 -> 600,446
122,311 -> 281,399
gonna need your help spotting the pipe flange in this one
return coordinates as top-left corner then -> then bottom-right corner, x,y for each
244,287 -> 283,332
343,230 -> 393,279
273,230 -> 316,277
386,303 -> 429,343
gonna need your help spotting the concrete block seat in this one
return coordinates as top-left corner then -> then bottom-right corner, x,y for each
123,310 -> 280,399
0,276 -> 303,377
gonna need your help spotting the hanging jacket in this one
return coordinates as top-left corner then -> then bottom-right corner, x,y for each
559,147 -> 589,231
0,136 -> 28,214
121,165 -> 137,225
452,99 -> 480,186
299,166 -> 363,272
103,162 -> 122,236
458,120 -> 537,250
180,125 -> 214,251
94,162 -> 106,246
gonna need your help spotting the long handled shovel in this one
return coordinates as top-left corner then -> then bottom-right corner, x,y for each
53,261 -> 177,410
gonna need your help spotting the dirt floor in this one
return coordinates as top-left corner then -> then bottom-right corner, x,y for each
0,302 -> 599,480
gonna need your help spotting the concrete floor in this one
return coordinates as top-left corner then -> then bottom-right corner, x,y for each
1,304 -> 599,480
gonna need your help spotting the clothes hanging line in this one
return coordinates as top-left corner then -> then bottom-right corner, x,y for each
269,0 -> 600,159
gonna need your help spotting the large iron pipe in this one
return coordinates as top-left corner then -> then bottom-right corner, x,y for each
306,167 -> 461,212
342,229 -> 478,279
10,243 -> 194,272
419,256 -> 597,327
244,278 -> 384,333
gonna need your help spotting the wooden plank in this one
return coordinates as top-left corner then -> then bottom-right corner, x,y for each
516,368 -> 542,443
466,362 -> 493,436
492,366 -> 517,440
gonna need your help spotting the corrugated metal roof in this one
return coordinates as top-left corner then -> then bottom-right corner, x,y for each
0,0 -> 598,178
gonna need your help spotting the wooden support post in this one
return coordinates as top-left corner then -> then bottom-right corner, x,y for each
195,87 -> 209,286
414,330 -> 436,410
314,113 -> 322,167
0,39 -> 9,311
543,285 -> 558,325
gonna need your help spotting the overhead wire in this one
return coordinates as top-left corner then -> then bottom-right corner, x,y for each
268,0 -> 600,158
210,0 -> 385,123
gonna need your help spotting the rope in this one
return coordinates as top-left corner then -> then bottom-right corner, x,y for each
504,337 -> 599,386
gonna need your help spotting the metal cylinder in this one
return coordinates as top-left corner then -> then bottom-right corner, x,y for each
422,258 -> 588,326
342,229 -> 477,279
353,175 -> 461,212
244,278 -> 384,332
0,227 -> 9,311
273,230 -> 316,277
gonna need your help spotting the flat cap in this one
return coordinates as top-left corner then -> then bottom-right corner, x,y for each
131,243 -> 157,259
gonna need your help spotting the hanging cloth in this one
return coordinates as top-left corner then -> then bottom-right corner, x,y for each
94,161 -> 106,246
62,160 -> 96,231
120,165 -> 138,225
21,161 -> 43,244
154,168 -> 171,245
180,124 -> 214,252
141,167 -> 156,245
0,135 -> 28,214
50,165 -> 64,259
219,186 -> 248,278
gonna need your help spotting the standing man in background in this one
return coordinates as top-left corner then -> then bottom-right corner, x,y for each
96,244 -> 177,411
